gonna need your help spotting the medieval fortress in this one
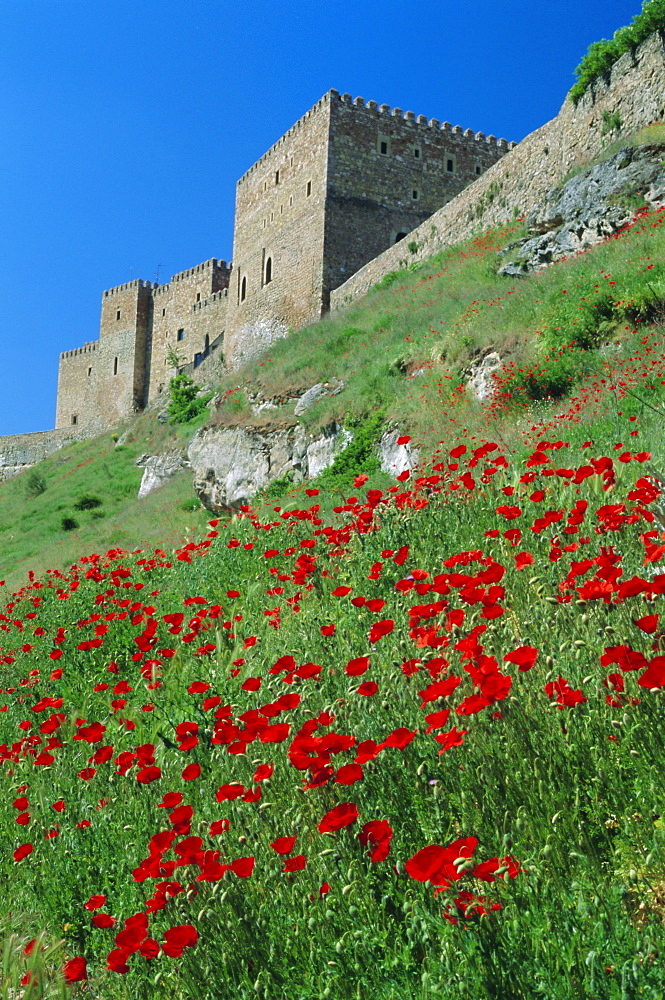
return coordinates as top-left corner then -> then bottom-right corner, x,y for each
1,29 -> 664,481
55,89 -> 514,432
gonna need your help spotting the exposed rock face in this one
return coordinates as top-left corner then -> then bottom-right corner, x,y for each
379,429 -> 420,476
467,352 -> 503,400
187,422 -> 352,511
136,452 -> 190,499
294,379 -> 346,415
498,144 -> 665,275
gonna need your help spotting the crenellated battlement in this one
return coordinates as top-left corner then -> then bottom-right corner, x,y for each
103,279 -> 153,298
334,91 -> 515,149
170,258 -> 230,283
60,341 -> 98,360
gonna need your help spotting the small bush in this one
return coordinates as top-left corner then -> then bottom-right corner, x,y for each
373,270 -> 401,291
61,517 -> 79,532
180,498 -> 201,512
168,373 -> 213,424
25,470 -> 47,498
601,109 -> 623,135
73,494 -> 103,511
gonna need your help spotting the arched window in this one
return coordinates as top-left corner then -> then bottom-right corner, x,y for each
113,356 -> 118,375
394,232 -> 408,244
241,276 -> 247,302
265,257 -> 272,284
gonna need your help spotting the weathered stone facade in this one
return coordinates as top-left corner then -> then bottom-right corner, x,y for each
53,32 -> 665,434
56,90 -> 510,427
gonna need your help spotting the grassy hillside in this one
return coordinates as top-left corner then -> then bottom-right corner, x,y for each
0,189 -> 665,998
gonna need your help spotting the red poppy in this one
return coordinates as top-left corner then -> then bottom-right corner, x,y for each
162,924 -> 198,958
634,614 -> 659,634
358,820 -> 393,863
503,646 -> 538,672
84,894 -> 107,911
216,783 -> 246,801
318,802 -> 359,833
434,726 -> 468,754
181,763 -> 201,781
63,957 -> 87,982
320,624 -> 336,637
283,855 -> 307,873
136,766 -> 161,784
230,856 -> 255,878
514,552 -> 535,571
13,843 -> 33,862
92,913 -> 116,928
368,619 -> 394,643
405,837 -> 478,886
345,656 -> 370,676
271,836 -> 297,855
357,681 -> 378,697
334,763 -> 364,785
638,656 -> 665,689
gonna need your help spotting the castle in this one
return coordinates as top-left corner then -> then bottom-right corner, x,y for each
55,88 -> 513,432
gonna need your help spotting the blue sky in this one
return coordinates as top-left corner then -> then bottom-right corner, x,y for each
0,0 -> 641,435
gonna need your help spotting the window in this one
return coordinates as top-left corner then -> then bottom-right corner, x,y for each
113,357 -> 118,375
275,170 -> 280,185
446,157 -> 456,174
116,309 -> 121,320
87,366 -> 92,377
71,415 -> 78,425
380,141 -> 388,155
265,256 -> 272,284
306,180 -> 312,197
289,195 -> 293,206
475,164 -> 482,175
162,308 -> 166,316
378,134 -> 390,156
177,329 -> 185,341
196,292 -> 200,302
394,232 -> 408,244
241,276 -> 247,302
412,188 -> 419,201
413,146 -> 421,159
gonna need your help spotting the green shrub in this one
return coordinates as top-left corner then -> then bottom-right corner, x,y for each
570,1 -> 665,103
60,517 -> 79,532
180,497 -> 202,511
73,494 -> 103,511
168,373 -> 213,424
25,470 -> 47,498
601,109 -> 624,135
373,270 -> 401,291
314,412 -> 384,491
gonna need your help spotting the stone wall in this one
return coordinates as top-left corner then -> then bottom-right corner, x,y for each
324,92 -> 510,304
0,427 -> 94,482
330,30 -> 665,311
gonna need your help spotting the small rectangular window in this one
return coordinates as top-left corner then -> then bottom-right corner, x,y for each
412,188 -> 419,200
475,164 -> 482,175
162,307 -> 166,316
446,158 -> 454,173
380,141 -> 388,155
413,146 -> 421,159
113,357 -> 118,375
116,309 -> 121,320
71,415 -> 78,425
177,329 -> 185,342
275,170 -> 280,185
87,367 -> 92,377
306,181 -> 312,197
196,292 -> 201,302
289,195 -> 293,206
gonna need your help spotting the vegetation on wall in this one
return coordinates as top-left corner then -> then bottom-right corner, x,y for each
570,0 -> 665,103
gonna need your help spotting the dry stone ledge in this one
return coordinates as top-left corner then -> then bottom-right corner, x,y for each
466,352 -> 503,401
187,422 -> 352,512
136,452 -> 191,499
294,379 -> 346,415
379,429 -> 420,476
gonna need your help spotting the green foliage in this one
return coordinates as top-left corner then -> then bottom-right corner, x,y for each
25,470 -> 47,498
570,0 -> 665,103
60,516 -> 78,531
168,372 -> 213,424
73,494 -> 103,511
601,108 -> 624,135
373,270 -> 401,291
180,497 -> 202,511
314,412 -> 384,492
407,241 -> 419,254
256,470 -> 295,500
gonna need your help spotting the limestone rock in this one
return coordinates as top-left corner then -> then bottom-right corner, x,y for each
379,428 -> 420,476
294,379 -> 346,415
467,352 -> 502,400
137,452 -> 190,499
187,422 -> 352,512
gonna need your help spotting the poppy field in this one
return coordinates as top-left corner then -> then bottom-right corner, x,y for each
2,204 -> 665,999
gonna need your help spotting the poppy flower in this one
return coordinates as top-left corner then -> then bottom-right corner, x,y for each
84,894 -> 107,911
271,836 -> 297,855
13,843 -> 33,862
230,856 -> 255,878
334,763 -> 364,785
368,619 -> 394,643
92,913 -> 116,929
318,802 -> 359,833
503,646 -> 538,672
63,957 -> 87,982
162,924 -> 198,958
181,763 -> 201,781
406,837 -> 478,885
283,855 -> 307,873
357,681 -> 378,697
358,820 -> 393,863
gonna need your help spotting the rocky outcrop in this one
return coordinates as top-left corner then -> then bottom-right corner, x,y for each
379,429 -> 420,476
466,352 -> 503,400
136,452 -> 190,499
294,379 -> 346,416
498,144 -> 665,276
187,422 -> 352,511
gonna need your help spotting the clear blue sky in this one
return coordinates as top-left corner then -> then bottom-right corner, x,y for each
0,0 -> 641,435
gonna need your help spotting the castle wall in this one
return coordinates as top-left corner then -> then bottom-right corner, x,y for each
56,341 -> 102,431
324,93 -> 508,303
224,93 -> 332,366
149,259 -> 230,399
330,30 -> 665,310
0,427 -> 95,482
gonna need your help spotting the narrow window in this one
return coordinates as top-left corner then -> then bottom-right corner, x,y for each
275,170 -> 280,185
446,158 -> 454,173
380,140 -> 388,155
394,232 -> 408,244
116,309 -> 121,320
265,257 -> 272,284
196,292 -> 201,302
412,188 -> 419,201
204,334 -> 210,354
289,195 -> 293,206
113,357 -> 118,375
475,164 -> 482,175
413,146 -> 421,159
241,276 -> 247,302
87,366 -> 92,377
162,307 -> 166,316
306,180 -> 312,197
177,328 -> 185,342
71,415 -> 78,425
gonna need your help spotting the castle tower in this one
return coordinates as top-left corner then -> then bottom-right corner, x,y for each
224,89 -> 510,367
